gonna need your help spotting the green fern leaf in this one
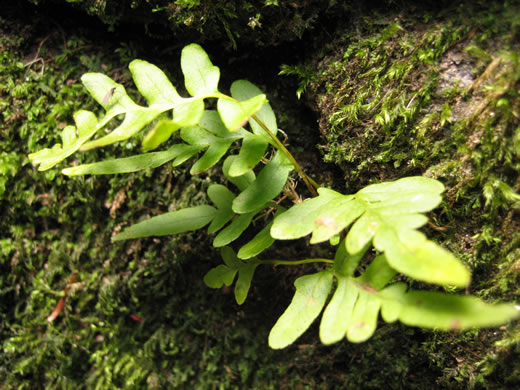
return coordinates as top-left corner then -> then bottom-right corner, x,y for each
28,110 -> 98,170
269,270 -> 333,349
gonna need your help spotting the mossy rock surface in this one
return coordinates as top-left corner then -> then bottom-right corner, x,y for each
0,9 -> 289,389
25,0 -> 348,50
1,0 -> 519,389
302,1 -> 520,386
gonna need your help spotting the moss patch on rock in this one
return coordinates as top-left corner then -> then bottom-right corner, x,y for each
2,1 -> 520,389
25,0 -> 345,50
302,1 -> 520,386
0,11 -> 318,389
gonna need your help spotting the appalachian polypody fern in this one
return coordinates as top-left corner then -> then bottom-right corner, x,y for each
29,44 -> 519,349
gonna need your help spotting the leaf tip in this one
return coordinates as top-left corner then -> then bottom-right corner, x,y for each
267,332 -> 287,350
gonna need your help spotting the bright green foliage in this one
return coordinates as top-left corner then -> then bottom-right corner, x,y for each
29,44 -> 268,172
237,207 -> 284,259
232,151 -> 292,214
217,94 -> 268,132
28,43 -> 519,353
142,120 -> 180,150
213,211 -> 256,248
228,133 -> 267,177
29,43 -> 286,253
203,247 -> 260,304
5,3 -> 520,388
383,287 -> 520,330
181,44 -> 220,96
79,70 -> 165,150
62,144 -> 192,175
269,245 -> 519,349
207,184 -> 236,234
231,80 -> 277,138
271,177 -> 470,287
222,155 -> 256,190
269,270 -> 333,349
28,110 -> 98,170
112,205 -> 217,241
179,111 -> 243,174
270,188 -> 364,243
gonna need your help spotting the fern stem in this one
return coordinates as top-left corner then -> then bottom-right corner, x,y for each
259,258 -> 334,266
251,114 -> 319,196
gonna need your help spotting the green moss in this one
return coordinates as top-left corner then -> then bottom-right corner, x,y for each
0,13 -> 281,389
0,9 -> 375,390
305,1 -> 520,386
3,1 -> 520,389
25,0 -> 340,50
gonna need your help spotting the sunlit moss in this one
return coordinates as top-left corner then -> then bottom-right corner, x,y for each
3,1 -> 520,389
306,1 -> 520,386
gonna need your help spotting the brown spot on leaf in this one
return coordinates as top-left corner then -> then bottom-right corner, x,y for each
315,216 -> 338,230
450,319 -> 461,330
361,282 -> 379,294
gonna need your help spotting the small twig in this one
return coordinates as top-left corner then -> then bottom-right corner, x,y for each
428,220 -> 451,232
406,93 -> 417,109
469,57 -> 502,94
47,274 -> 77,322
33,35 -> 50,61
470,80 -> 512,121
24,35 -> 51,75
